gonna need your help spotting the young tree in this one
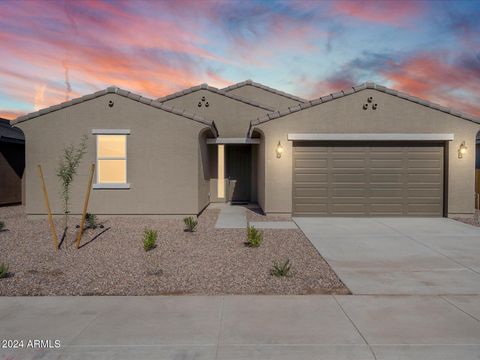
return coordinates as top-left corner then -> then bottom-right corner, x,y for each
56,135 -> 88,231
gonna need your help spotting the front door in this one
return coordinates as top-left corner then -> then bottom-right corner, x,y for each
226,145 -> 251,202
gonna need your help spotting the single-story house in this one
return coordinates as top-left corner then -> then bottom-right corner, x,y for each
0,118 -> 25,206
13,80 -> 480,218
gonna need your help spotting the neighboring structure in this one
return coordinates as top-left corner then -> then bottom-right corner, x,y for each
0,118 -> 25,205
13,81 -> 480,218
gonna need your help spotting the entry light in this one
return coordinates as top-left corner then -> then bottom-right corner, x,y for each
276,141 -> 283,158
458,141 -> 467,159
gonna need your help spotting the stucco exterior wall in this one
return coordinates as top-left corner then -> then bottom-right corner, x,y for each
256,134 -> 266,210
17,94 -> 210,215
198,131 -> 211,212
162,90 -> 271,138
255,89 -> 480,216
226,85 -> 303,112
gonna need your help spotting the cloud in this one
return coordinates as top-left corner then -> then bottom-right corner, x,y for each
33,85 -> 47,111
332,0 -> 424,26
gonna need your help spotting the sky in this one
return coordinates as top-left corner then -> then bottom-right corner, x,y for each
0,0 -> 479,120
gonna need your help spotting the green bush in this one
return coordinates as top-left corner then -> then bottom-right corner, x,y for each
183,216 -> 198,232
0,263 -> 9,279
85,213 -> 98,229
143,229 -> 158,252
270,259 -> 292,277
0,221 -> 5,231
246,226 -> 263,247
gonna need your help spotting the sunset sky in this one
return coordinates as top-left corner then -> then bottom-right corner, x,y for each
1,0 -> 479,120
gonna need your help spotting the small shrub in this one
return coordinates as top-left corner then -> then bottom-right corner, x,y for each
183,216 -> 198,232
270,259 -> 292,277
143,229 -> 158,252
0,221 -> 5,231
246,226 -> 263,247
0,263 -> 9,279
85,213 -> 98,229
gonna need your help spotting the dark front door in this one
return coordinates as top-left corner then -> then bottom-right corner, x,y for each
226,145 -> 251,202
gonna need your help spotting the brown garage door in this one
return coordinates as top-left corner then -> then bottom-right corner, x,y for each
293,142 -> 444,217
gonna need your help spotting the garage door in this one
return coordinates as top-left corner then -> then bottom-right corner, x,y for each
293,142 -> 444,217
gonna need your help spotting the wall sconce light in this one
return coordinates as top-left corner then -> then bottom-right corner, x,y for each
276,141 -> 283,158
458,141 -> 467,159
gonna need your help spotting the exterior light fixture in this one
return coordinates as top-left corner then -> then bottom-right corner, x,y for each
458,141 -> 467,159
276,141 -> 283,158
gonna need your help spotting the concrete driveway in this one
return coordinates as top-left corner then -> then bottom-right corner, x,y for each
294,217 -> 480,295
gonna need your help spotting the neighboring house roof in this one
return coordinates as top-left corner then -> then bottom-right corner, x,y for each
0,118 -> 24,144
157,83 -> 275,112
12,87 -> 218,136
222,79 -> 307,103
249,82 -> 480,134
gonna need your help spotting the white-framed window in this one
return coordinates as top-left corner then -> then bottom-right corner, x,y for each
92,129 -> 130,189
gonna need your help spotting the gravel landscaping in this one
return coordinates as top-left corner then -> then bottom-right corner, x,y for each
0,205 -> 349,296
453,210 -> 480,227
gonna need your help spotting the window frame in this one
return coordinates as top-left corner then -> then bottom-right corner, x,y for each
92,129 -> 131,189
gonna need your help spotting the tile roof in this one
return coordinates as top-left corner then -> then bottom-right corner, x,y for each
222,79 -> 307,103
249,82 -> 480,132
0,118 -> 24,142
12,87 -> 218,136
157,83 -> 275,112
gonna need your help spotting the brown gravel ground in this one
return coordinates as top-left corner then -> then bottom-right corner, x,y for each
0,205 -> 349,296
453,210 -> 480,227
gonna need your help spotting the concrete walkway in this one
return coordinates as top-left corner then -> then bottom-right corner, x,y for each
1,295 -> 480,359
295,217 -> 480,295
249,221 -> 298,229
213,203 -> 247,229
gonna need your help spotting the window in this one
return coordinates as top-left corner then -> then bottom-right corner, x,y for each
93,130 -> 130,188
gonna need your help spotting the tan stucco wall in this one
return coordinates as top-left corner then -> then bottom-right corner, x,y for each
226,85 -> 303,112
255,89 -> 480,216
256,134 -> 266,210
17,94 -> 211,215
198,131 -> 211,212
162,89 -> 271,138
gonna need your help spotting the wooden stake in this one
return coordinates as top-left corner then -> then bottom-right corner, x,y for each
37,165 -> 59,251
76,164 -> 95,249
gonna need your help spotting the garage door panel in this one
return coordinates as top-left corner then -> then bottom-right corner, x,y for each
294,197 -> 328,204
294,203 -> 328,214
407,203 -> 443,215
295,188 -> 328,197
407,173 -> 442,183
370,203 -> 404,214
331,203 -> 367,215
332,159 -> 366,168
293,143 -> 444,217
294,173 -> 328,182
332,188 -> 368,197
295,159 -> 328,168
370,159 -> 403,168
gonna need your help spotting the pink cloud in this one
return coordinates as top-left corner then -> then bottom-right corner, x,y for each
332,0 -> 423,26
382,53 -> 480,116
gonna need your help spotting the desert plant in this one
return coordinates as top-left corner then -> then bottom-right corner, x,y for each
85,213 -> 98,229
270,259 -> 292,277
0,263 -> 9,279
246,225 -> 263,247
56,135 -> 88,230
143,229 -> 158,251
0,221 -> 5,231
183,216 -> 198,232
